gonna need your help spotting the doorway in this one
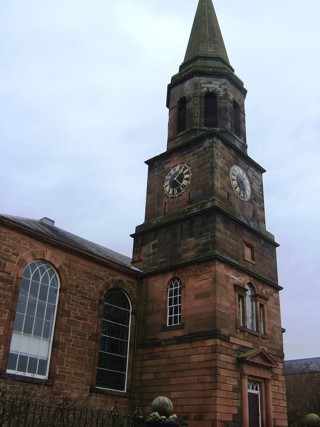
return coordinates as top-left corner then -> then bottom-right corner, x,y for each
248,381 -> 261,427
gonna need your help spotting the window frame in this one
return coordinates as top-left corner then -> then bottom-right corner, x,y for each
258,302 -> 267,335
235,284 -> 267,335
238,293 -> 245,328
246,284 -> 256,330
248,380 -> 262,427
244,242 -> 255,263
167,277 -> 182,327
6,260 -> 59,379
96,289 -> 132,393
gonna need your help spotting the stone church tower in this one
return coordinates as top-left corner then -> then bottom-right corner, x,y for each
132,1 -> 288,427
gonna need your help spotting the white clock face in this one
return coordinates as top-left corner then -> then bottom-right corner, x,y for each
230,165 -> 251,201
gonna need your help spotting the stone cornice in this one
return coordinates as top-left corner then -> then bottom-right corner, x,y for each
137,329 -> 230,349
145,129 -> 265,174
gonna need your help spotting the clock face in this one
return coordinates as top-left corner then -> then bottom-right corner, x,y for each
230,165 -> 251,201
164,163 -> 192,198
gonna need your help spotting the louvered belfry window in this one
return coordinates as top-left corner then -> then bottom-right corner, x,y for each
233,100 -> 241,137
177,97 -> 187,133
204,92 -> 218,127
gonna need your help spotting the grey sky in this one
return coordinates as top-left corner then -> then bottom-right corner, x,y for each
1,0 -> 319,360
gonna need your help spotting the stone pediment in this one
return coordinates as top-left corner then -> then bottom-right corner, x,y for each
236,348 -> 278,368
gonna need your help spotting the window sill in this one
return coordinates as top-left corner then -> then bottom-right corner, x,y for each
237,327 -> 268,340
89,386 -> 130,397
244,257 -> 255,265
0,371 -> 54,386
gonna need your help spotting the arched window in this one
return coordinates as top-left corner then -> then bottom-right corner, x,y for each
236,284 -> 266,334
233,101 -> 241,137
167,277 -> 182,326
204,92 -> 218,127
246,284 -> 256,330
177,97 -> 187,133
96,289 -> 131,392
6,261 -> 59,379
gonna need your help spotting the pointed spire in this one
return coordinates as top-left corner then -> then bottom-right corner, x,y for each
167,0 -> 246,148
182,0 -> 230,68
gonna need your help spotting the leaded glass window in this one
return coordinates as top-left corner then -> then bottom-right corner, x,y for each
96,289 -> 131,392
167,278 -> 182,326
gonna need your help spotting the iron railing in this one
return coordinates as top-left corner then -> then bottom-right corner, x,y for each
0,397 -> 131,427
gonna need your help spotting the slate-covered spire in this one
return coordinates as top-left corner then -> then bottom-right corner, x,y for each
184,0 -> 230,65
167,0 -> 247,151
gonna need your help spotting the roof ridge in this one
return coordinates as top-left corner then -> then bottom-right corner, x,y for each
0,213 -> 136,271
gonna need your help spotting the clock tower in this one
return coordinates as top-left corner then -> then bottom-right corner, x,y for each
132,2 -> 288,427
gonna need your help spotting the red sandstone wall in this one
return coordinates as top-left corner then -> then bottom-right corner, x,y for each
133,260 -> 287,427
0,222 -> 138,412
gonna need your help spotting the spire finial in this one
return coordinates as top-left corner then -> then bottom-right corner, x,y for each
183,0 -> 230,65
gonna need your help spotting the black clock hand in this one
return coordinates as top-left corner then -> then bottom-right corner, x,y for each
237,176 -> 245,191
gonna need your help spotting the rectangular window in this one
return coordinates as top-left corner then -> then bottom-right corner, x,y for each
244,242 -> 255,262
238,294 -> 245,327
259,304 -> 266,335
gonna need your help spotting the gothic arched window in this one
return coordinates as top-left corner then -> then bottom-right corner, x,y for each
96,289 -> 131,392
167,277 -> 182,326
233,100 -> 241,137
177,97 -> 187,133
204,92 -> 218,127
6,260 -> 59,378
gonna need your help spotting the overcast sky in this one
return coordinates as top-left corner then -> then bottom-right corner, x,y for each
1,0 -> 319,361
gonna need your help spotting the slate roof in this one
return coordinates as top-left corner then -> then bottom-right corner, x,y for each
285,357 -> 320,374
0,214 -> 138,273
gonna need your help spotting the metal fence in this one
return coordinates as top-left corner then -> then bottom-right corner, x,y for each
0,397 -> 131,427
